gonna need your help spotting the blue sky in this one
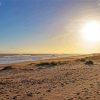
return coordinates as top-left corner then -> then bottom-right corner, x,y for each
0,0 -> 100,54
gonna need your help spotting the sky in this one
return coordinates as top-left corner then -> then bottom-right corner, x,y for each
0,0 -> 100,54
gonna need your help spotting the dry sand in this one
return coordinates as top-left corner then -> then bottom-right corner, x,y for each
0,54 -> 100,100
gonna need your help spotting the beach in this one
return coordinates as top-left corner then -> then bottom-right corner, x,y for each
0,54 -> 100,100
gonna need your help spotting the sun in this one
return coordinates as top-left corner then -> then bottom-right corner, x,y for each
81,21 -> 100,42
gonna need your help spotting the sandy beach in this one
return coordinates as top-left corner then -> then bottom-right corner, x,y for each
1,0 -> 100,100
0,54 -> 99,100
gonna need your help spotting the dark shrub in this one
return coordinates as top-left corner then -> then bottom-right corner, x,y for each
36,62 -> 57,67
85,60 -> 94,65
2,66 -> 13,70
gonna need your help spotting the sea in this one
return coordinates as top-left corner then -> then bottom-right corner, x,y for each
0,54 -> 72,64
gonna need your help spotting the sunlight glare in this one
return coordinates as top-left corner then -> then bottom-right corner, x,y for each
81,21 -> 100,42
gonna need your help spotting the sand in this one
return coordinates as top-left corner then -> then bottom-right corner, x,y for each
0,54 -> 100,100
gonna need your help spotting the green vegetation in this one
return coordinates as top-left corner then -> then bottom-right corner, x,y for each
36,61 -> 66,69
36,62 -> 58,67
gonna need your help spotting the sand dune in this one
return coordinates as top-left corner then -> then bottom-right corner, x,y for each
0,54 -> 100,100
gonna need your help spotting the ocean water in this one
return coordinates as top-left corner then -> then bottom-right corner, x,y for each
0,54 -> 69,64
